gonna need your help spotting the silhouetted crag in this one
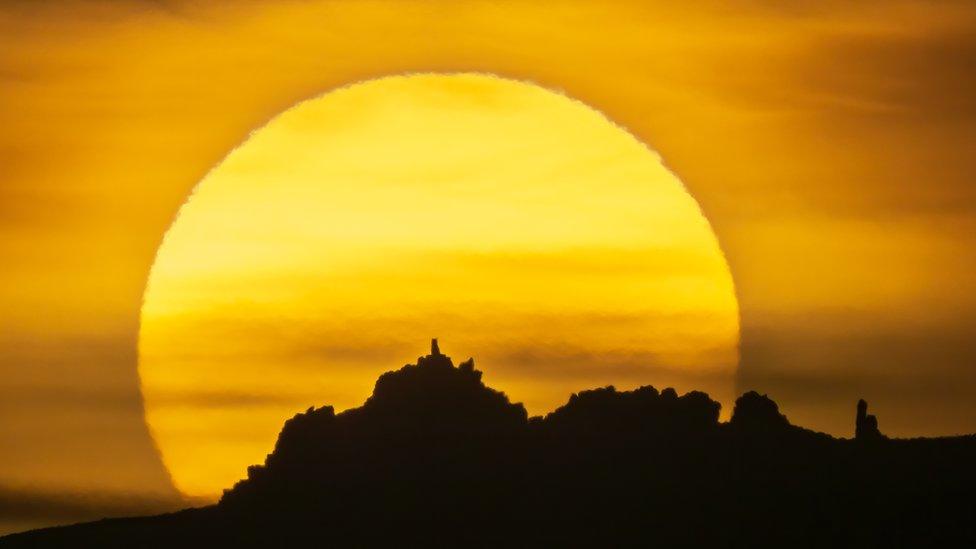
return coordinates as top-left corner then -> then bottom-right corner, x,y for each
5,341 -> 976,547
855,398 -> 886,441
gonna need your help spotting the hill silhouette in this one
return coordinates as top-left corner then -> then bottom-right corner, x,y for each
4,340 -> 976,547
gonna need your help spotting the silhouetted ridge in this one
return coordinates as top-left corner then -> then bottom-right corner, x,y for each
544,385 -> 720,436
6,342 -> 976,547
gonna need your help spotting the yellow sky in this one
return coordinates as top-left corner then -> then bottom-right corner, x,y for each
2,0 -> 976,534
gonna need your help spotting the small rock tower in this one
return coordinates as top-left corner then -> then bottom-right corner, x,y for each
416,338 -> 453,369
855,399 -> 883,441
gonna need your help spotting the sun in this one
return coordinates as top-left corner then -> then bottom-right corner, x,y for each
139,73 -> 739,498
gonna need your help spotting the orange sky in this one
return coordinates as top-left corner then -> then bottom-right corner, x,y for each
2,0 -> 976,535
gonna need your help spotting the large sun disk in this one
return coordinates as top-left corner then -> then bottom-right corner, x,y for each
139,73 -> 739,498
